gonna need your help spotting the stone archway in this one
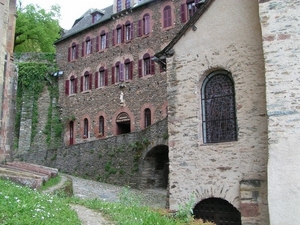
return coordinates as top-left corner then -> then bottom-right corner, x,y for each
193,198 -> 241,225
116,112 -> 131,134
140,145 -> 169,189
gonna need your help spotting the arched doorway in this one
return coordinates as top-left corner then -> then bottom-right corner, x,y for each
142,145 -> 169,188
193,198 -> 241,225
116,112 -> 131,134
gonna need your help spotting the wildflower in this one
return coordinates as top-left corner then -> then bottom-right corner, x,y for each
4,196 -> 9,199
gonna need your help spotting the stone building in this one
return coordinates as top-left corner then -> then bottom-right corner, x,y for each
0,0 -> 17,162
156,0 -> 300,224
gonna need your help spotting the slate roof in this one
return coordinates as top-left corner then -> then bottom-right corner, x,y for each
55,0 -> 155,44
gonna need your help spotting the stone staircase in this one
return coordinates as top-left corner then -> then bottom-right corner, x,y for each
0,161 -> 58,189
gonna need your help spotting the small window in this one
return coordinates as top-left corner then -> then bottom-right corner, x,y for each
92,13 -> 101,23
125,0 -> 131,9
143,14 -> 150,35
100,31 -> 108,50
117,26 -> 122,44
143,54 -> 151,75
83,118 -> 89,138
115,62 -> 124,83
68,42 -> 78,61
138,53 -> 155,77
124,59 -> 133,80
125,21 -> 133,41
81,71 -> 92,91
99,68 -> 105,87
144,108 -> 151,128
99,116 -> 104,136
202,71 -> 237,143
85,37 -> 92,55
163,5 -> 172,28
117,0 -> 122,12
70,75 -> 77,94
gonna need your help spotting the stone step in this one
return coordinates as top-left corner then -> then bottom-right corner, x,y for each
0,174 -> 43,190
6,161 -> 58,178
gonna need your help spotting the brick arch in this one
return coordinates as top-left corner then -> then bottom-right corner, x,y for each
139,103 -> 156,129
93,111 -> 108,137
111,107 -> 135,135
142,138 -> 168,160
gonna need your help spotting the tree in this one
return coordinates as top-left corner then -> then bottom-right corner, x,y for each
14,3 -> 61,52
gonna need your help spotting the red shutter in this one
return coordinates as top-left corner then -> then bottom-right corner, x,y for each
121,25 -> 125,43
65,80 -> 69,95
130,23 -> 134,39
96,36 -> 99,52
106,33 -> 109,48
80,76 -> 83,92
138,60 -> 142,77
82,42 -> 85,56
151,56 -> 155,75
76,44 -> 79,59
89,73 -> 92,90
138,20 -> 142,37
105,69 -> 108,86
167,7 -> 172,27
120,63 -> 124,81
180,4 -> 186,23
112,30 -> 115,46
129,61 -> 133,80
112,66 -> 115,84
95,72 -> 98,88
68,47 -> 71,62
75,78 -> 78,93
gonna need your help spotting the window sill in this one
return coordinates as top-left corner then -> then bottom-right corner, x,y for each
82,90 -> 91,94
68,94 -> 76,97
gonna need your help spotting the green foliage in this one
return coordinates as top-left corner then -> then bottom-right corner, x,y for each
0,179 -> 80,225
175,194 -> 195,223
105,161 -> 117,175
15,3 -> 61,52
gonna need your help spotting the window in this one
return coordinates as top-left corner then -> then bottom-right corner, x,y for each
112,25 -> 124,46
70,75 -> 77,94
117,0 -> 122,12
180,0 -> 199,23
143,14 -> 150,35
81,71 -> 92,91
92,13 -> 101,23
117,26 -> 122,44
83,118 -> 89,138
125,0 -> 131,9
99,68 -> 105,87
202,71 -> 237,143
82,37 -> 92,56
125,21 -> 133,41
163,5 -> 172,28
99,116 -> 104,136
68,42 -> 78,61
100,31 -> 108,50
138,53 -> 155,77
124,59 -> 133,80
95,67 -> 108,88
144,108 -> 151,128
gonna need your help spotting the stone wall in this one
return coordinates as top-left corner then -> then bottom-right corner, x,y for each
56,0 -> 184,145
166,1 -> 269,224
258,0 -> 300,224
21,118 -> 168,188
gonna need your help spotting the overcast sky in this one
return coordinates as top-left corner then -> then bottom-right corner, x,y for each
18,0 -> 113,29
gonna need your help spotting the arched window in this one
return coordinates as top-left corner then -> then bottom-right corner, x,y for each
163,5 -> 172,28
112,61 -> 123,84
100,30 -> 108,50
144,108 -> 151,128
143,13 -> 150,35
83,118 -> 89,138
138,53 -> 155,77
70,75 -> 77,94
68,42 -> 78,61
202,71 -> 237,143
125,21 -> 133,41
95,66 -> 107,88
81,71 -> 92,91
99,116 -> 104,136
83,37 -> 92,56
124,58 -> 133,80
69,121 -> 74,145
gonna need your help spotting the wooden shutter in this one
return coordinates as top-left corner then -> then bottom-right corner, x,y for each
120,63 -> 124,81
130,23 -> 134,39
74,78 -> 78,93
68,47 -> 71,62
96,36 -> 99,52
163,8 -> 167,28
106,33 -> 109,48
81,42 -> 85,56
138,60 -> 142,77
65,80 -> 69,95
75,44 -> 79,59
90,38 -> 93,53
112,66 -> 115,84
95,72 -> 98,89
105,69 -> 108,86
129,61 -> 133,80
151,56 -> 155,75
138,20 -> 142,37
80,76 -> 83,92
121,25 -> 125,43
89,73 -> 92,90
112,30 -> 115,46
180,4 -> 186,23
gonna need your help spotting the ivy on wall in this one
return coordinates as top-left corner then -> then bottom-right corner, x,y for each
14,55 -> 63,150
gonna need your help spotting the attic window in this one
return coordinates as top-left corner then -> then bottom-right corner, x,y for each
92,13 -> 101,23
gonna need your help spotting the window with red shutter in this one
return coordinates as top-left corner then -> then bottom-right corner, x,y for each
138,60 -> 142,77
96,36 -> 99,52
112,66 -> 115,84
150,56 -> 155,75
143,14 -> 150,35
68,47 -> 71,62
138,20 -> 142,37
89,73 -> 92,90
105,69 -> 108,86
65,80 -> 69,95
163,5 -> 172,28
81,42 -> 84,56
80,76 -> 83,92
112,30 -> 115,46
95,72 -> 98,89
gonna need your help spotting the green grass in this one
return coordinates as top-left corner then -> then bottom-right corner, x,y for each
0,178 -> 80,225
39,175 -> 61,191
